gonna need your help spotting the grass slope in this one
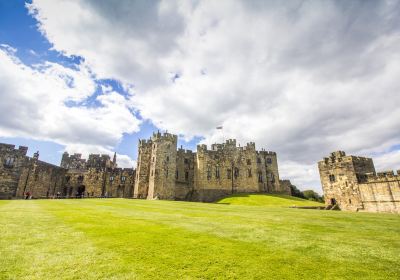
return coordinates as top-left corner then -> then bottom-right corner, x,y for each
217,193 -> 324,207
0,199 -> 399,279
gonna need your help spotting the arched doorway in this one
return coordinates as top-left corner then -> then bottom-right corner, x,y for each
77,185 -> 86,198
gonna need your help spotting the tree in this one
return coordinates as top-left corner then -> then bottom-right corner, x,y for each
302,190 -> 324,203
289,184 -> 305,199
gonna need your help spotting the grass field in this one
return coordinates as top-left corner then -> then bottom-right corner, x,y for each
0,196 -> 399,279
217,193 -> 324,207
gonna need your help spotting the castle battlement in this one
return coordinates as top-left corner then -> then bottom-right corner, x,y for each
151,131 -> 177,142
0,143 -> 28,156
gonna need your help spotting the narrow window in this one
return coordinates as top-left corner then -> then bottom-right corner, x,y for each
166,156 -> 169,162
257,157 -> 261,164
121,176 -> 126,182
166,169 -> 168,178
215,166 -> 220,179
227,169 -> 232,179
329,174 -> 336,183
152,157 -> 155,162
185,171 -> 189,181
248,169 -> 252,177
234,168 -> 239,179
246,159 -> 251,165
207,166 -> 212,180
176,170 -> 179,179
258,172 -> 263,182
151,170 -> 153,176
266,158 -> 272,164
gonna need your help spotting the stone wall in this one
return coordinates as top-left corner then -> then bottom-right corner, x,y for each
0,143 -> 134,199
318,151 -> 400,213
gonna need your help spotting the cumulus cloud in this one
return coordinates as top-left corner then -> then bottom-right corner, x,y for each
0,46 -> 140,164
22,0 -> 400,191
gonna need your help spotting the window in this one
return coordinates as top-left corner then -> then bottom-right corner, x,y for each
257,157 -> 261,164
266,158 -> 272,164
227,169 -> 232,179
166,156 -> 169,162
248,168 -> 252,177
166,169 -> 169,178
329,174 -> 336,183
184,158 -> 189,164
185,171 -> 189,181
271,174 -> 275,182
151,170 -> 154,176
109,176 -> 114,182
207,166 -> 212,180
258,172 -> 263,182
215,166 -> 220,179
121,176 -> 126,182
78,175 -> 84,182
4,157 -> 14,167
152,157 -> 155,162
176,170 -> 179,179
167,144 -> 170,149
234,168 -> 239,179
246,159 -> 251,165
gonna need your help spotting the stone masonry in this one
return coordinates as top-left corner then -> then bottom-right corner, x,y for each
318,151 -> 400,213
0,143 -> 134,199
134,132 -> 290,202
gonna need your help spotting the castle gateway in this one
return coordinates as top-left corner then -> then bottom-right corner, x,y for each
318,151 -> 400,213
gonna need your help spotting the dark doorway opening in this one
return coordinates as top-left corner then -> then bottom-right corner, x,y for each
330,198 -> 337,205
77,185 -> 86,198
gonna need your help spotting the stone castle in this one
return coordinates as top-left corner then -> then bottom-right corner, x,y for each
0,132 -> 290,201
134,132 -> 288,202
319,151 -> 400,214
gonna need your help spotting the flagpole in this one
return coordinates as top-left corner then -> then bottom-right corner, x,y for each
216,126 -> 224,143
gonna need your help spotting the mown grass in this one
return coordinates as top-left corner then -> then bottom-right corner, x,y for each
217,193 -> 324,207
0,198 -> 399,279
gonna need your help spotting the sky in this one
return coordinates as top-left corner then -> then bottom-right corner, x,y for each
1,0 -> 400,193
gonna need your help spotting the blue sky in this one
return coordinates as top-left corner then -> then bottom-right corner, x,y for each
1,0 -> 399,191
0,0 -> 199,166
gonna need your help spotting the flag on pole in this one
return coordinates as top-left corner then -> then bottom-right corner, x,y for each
216,126 -> 223,129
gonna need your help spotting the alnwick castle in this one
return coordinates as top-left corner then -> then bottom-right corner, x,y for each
0,131 -> 399,213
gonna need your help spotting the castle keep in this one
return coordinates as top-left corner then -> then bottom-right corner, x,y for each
319,151 -> 400,213
134,132 -> 289,202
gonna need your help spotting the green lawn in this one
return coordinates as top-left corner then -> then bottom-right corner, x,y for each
217,193 -> 324,207
0,199 -> 399,279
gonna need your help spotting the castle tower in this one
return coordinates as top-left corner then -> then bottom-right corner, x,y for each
133,139 -> 153,198
147,132 -> 178,200
318,151 -> 375,211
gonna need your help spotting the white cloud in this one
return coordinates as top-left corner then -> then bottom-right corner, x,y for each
0,46 -> 140,165
23,0 -> 400,190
